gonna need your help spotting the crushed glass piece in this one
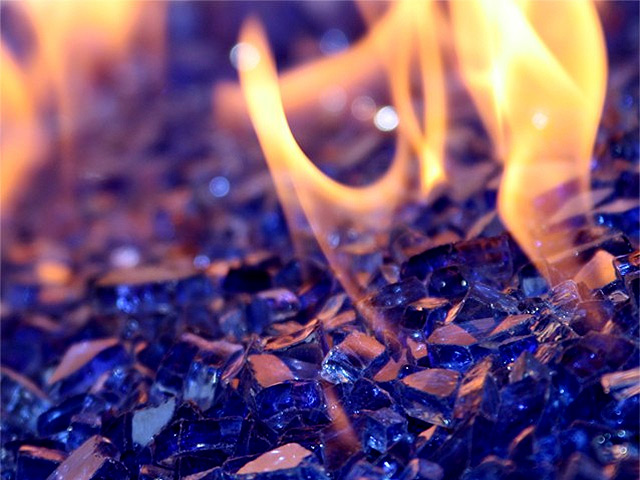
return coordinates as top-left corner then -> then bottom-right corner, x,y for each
183,339 -> 243,410
401,297 -> 450,333
398,369 -> 460,426
366,277 -> 426,309
321,331 -> 388,383
517,263 -> 550,298
601,368 -> 640,400
132,397 -> 176,447
428,266 -> 469,300
398,458 -> 443,480
139,464 -> 173,480
94,265 -> 213,314
48,339 -> 129,398
253,381 -> 327,431
247,288 -> 301,332
356,407 -> 408,454
248,354 -> 295,387
16,445 -> 67,480
153,417 -> 243,464
45,435 -> 126,480
1,367 -> 50,434
453,357 -> 499,422
236,443 -> 312,474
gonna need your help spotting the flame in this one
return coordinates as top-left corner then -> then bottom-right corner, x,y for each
0,49 -> 43,208
451,0 -> 607,276
236,1 -> 448,302
0,0 -> 164,213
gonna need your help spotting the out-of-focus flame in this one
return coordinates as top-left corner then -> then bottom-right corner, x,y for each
1,49 -> 43,208
236,1 -> 448,302
0,0 -> 164,213
451,0 -> 607,277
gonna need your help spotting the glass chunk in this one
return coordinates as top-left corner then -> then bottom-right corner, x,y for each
138,464 -> 173,480
570,300 -> 612,335
37,394 -> 94,437
48,338 -> 129,399
549,280 -> 581,320
45,435 -> 127,480
247,354 -> 295,388
321,331 -> 388,384
398,369 -> 460,426
264,319 -> 327,368
428,267 -> 469,300
495,377 -> 549,446
236,443 -> 312,474
614,251 -> 640,308
601,368 -> 640,401
355,408 -> 408,455
496,336 -> 538,365
67,412 -> 102,451
183,340 -> 243,410
398,458 -> 443,480
247,289 -> 301,333
132,397 -> 176,447
152,341 -> 199,398
153,417 -> 243,464
454,234 -> 514,287
253,381 -> 327,431
16,445 -> 67,480
367,277 -> 427,309
94,265 -> 212,314
561,333 -> 636,381
454,357 -> 499,422
340,378 -> 393,414
401,298 -> 450,334
509,351 -> 549,384
517,263 -> 549,298
1,367 -> 50,434
401,244 -> 454,281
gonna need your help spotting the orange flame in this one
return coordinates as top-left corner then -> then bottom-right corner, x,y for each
236,1 -> 449,302
236,0 -> 607,291
451,0 -> 607,277
0,0 -> 164,213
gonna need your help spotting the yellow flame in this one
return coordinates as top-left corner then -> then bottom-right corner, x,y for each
451,0 -> 607,277
238,18 -> 411,300
236,2 -> 449,302
1,49 -> 43,209
1,0 -> 164,213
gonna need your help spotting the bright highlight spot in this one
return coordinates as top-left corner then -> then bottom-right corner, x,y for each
230,42 -> 261,71
209,176 -> 230,198
374,105 -> 399,132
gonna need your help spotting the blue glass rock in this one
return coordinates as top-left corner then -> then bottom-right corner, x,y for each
153,417 -> 243,464
45,435 -> 128,480
1,367 -> 51,435
355,408 -> 408,455
396,368 -> 460,427
232,443 -> 328,480
321,331 -> 388,384
253,381 -> 327,431
16,445 -> 67,480
94,265 -> 213,315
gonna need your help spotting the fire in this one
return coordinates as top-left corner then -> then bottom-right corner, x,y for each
450,0 -> 607,277
0,0 -> 164,213
236,1 -> 449,300
236,0 -> 607,290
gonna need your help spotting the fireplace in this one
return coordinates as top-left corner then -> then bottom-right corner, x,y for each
1,2 -> 638,480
